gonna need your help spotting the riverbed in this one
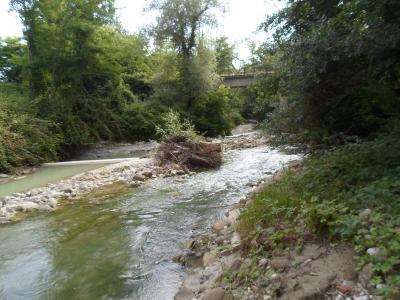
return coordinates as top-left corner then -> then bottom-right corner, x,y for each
0,146 -> 300,300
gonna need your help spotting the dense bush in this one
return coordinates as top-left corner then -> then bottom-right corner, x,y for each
0,84 -> 61,172
121,101 -> 168,141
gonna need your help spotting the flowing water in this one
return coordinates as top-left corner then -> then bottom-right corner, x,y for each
0,146 -> 300,300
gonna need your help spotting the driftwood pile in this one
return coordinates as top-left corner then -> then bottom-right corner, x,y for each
156,136 -> 223,170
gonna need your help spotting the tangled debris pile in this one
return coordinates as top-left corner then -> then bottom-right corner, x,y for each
156,136 -> 223,170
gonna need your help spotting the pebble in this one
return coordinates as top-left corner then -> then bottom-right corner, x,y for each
0,158 -> 163,222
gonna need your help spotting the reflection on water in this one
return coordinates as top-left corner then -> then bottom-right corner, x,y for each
0,146 -> 300,300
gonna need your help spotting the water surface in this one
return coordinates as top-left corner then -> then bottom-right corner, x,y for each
0,163 -> 109,198
0,146 -> 300,300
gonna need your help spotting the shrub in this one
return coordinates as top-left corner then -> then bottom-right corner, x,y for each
156,109 -> 199,141
0,84 -> 61,172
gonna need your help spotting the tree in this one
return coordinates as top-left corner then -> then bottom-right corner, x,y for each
148,0 -> 222,58
148,0 -> 222,107
214,37 -> 235,75
0,37 -> 26,83
260,0 -> 400,140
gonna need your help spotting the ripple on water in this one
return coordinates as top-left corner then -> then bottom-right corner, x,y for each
0,146 -> 301,300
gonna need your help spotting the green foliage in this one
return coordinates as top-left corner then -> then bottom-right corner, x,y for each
156,109 -> 199,141
0,84 -> 61,172
0,37 -> 26,83
148,0 -> 222,58
256,0 -> 400,141
240,124 -> 400,296
121,101 -> 168,141
214,37 -> 235,75
192,85 -> 241,137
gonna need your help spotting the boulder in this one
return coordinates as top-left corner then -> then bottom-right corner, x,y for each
203,252 -> 218,267
133,174 -> 146,182
175,286 -> 194,300
212,221 -> 226,234
202,288 -> 232,300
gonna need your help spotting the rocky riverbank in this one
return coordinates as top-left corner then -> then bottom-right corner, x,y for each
0,128 -> 270,224
0,158 -> 191,223
174,164 -> 379,300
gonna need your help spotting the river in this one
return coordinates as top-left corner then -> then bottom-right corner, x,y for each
0,146 -> 300,300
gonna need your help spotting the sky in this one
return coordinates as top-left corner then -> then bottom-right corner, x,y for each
0,0 -> 282,63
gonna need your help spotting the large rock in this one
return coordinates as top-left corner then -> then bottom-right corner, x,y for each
203,252 -> 218,267
202,288 -> 233,300
358,263 -> 373,289
175,286 -> 194,300
212,221 -> 226,234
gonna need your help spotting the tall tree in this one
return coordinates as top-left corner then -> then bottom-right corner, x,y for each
214,37 -> 235,75
149,0 -> 222,107
148,0 -> 222,58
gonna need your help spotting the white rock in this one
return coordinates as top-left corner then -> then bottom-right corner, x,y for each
231,232 -> 241,244
367,247 -> 384,260
376,284 -> 387,289
21,202 -> 39,212
259,258 -> 268,266
48,198 -> 58,208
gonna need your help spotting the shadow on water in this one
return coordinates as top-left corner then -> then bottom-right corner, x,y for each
0,146 -> 300,300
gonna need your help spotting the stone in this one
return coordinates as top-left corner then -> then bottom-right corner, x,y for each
0,174 -> 10,178
39,205 -> 53,212
142,169 -> 153,178
376,284 -> 387,290
358,263 -> 373,289
203,252 -> 218,267
48,198 -> 58,208
133,174 -> 146,182
21,202 -> 39,212
226,209 -> 240,227
270,257 -> 290,271
231,232 -> 240,244
212,221 -> 226,234
259,258 -> 268,267
229,258 -> 242,272
175,286 -> 194,300
202,288 -> 229,300
367,247 -> 384,260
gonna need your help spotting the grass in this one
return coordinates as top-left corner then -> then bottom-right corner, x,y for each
239,121 -> 400,298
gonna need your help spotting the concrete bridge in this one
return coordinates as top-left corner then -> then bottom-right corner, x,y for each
221,74 -> 257,88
